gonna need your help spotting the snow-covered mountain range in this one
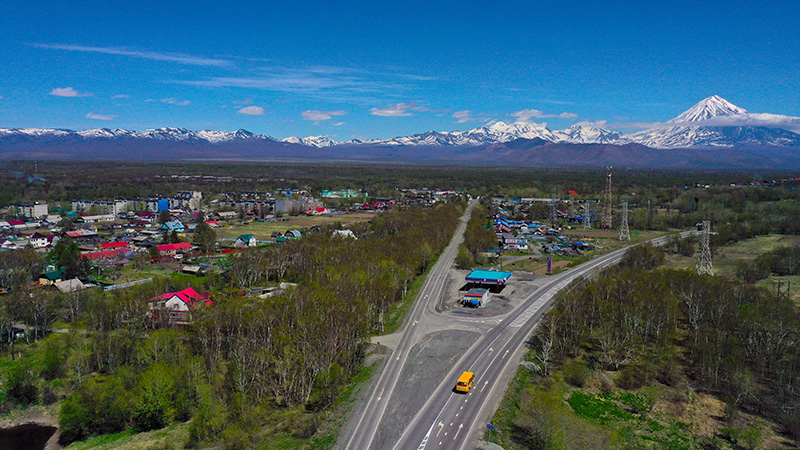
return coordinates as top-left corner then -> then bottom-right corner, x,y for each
2,95 -> 799,149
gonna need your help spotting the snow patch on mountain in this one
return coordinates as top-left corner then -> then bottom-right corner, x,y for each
281,135 -> 338,147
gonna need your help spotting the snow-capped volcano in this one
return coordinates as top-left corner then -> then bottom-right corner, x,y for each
668,95 -> 749,124
625,95 -> 800,148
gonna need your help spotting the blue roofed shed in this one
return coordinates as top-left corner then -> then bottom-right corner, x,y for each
465,270 -> 512,286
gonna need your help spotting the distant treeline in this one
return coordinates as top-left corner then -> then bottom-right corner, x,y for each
5,160 -> 798,207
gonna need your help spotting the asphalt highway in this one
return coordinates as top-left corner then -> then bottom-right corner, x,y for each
342,209 -> 690,450
342,199 -> 478,450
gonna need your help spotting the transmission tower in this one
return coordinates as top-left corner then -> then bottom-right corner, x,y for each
601,166 -> 613,229
583,206 -> 592,229
619,202 -> 630,241
696,220 -> 714,276
547,192 -> 558,228
568,197 -> 576,219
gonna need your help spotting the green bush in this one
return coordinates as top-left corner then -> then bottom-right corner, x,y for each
40,338 -> 66,380
58,374 -> 132,444
734,257 -> 770,283
5,360 -> 39,405
563,359 -> 589,388
616,362 -> 655,390
133,363 -> 175,431
619,243 -> 665,270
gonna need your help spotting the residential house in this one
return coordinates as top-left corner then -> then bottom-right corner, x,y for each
39,270 -> 63,285
161,220 -> 185,233
149,287 -> 212,325
284,229 -> 301,239
234,234 -> 257,248
156,242 -> 193,257
28,232 -> 49,249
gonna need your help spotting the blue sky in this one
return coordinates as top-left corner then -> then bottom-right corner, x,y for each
2,0 -> 799,139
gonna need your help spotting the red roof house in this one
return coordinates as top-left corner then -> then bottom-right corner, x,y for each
100,241 -> 128,249
150,287 -> 212,324
156,242 -> 193,255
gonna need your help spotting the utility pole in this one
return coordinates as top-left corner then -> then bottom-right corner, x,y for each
646,200 -> 653,230
619,202 -> 630,241
696,220 -> 714,276
602,167 -> 613,230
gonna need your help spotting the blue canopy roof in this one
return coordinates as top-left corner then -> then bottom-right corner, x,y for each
465,270 -> 512,284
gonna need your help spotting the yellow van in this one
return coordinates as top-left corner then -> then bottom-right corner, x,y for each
455,371 -> 474,393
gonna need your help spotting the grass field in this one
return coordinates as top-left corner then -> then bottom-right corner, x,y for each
663,234 -> 800,304
215,212 -> 377,240
488,360 -> 791,450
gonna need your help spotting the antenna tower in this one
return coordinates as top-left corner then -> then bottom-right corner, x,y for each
619,202 -> 630,241
548,192 -> 558,228
696,220 -> 714,276
602,166 -> 613,229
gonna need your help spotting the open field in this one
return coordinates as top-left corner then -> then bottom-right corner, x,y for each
664,234 -> 800,304
488,363 -> 792,450
215,212 -> 377,240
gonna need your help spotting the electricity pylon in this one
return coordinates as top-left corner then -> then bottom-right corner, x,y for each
696,220 -> 714,276
601,167 -> 613,229
619,202 -> 630,241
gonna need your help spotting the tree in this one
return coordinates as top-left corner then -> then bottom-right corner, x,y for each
170,230 -> 181,244
194,222 -> 217,254
5,360 -> 39,405
158,209 -> 171,224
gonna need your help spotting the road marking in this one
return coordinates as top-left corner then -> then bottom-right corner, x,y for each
436,422 -> 444,436
377,388 -> 385,400
503,349 -> 509,358
481,381 -> 488,392
454,423 -> 463,440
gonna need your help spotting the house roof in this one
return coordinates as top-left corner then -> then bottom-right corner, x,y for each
156,242 -> 193,252
285,229 -> 301,237
41,270 -> 64,281
54,278 -> 86,293
83,248 -> 129,260
100,241 -> 128,249
154,287 -> 212,308
237,234 -> 255,241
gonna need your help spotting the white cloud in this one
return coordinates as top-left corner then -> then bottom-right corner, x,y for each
86,113 -> 117,121
511,109 -> 577,122
34,43 -> 232,67
332,122 -> 345,127
162,98 -> 190,106
237,106 -> 265,116
452,110 -> 474,123
50,87 -> 92,97
111,94 -> 130,99
302,110 -> 347,123
369,102 -> 428,117
233,97 -> 254,105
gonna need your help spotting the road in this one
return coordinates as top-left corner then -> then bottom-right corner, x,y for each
342,199 -> 478,450
341,208 -> 688,450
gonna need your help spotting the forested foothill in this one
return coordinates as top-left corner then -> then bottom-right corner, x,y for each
1,161 -> 800,449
